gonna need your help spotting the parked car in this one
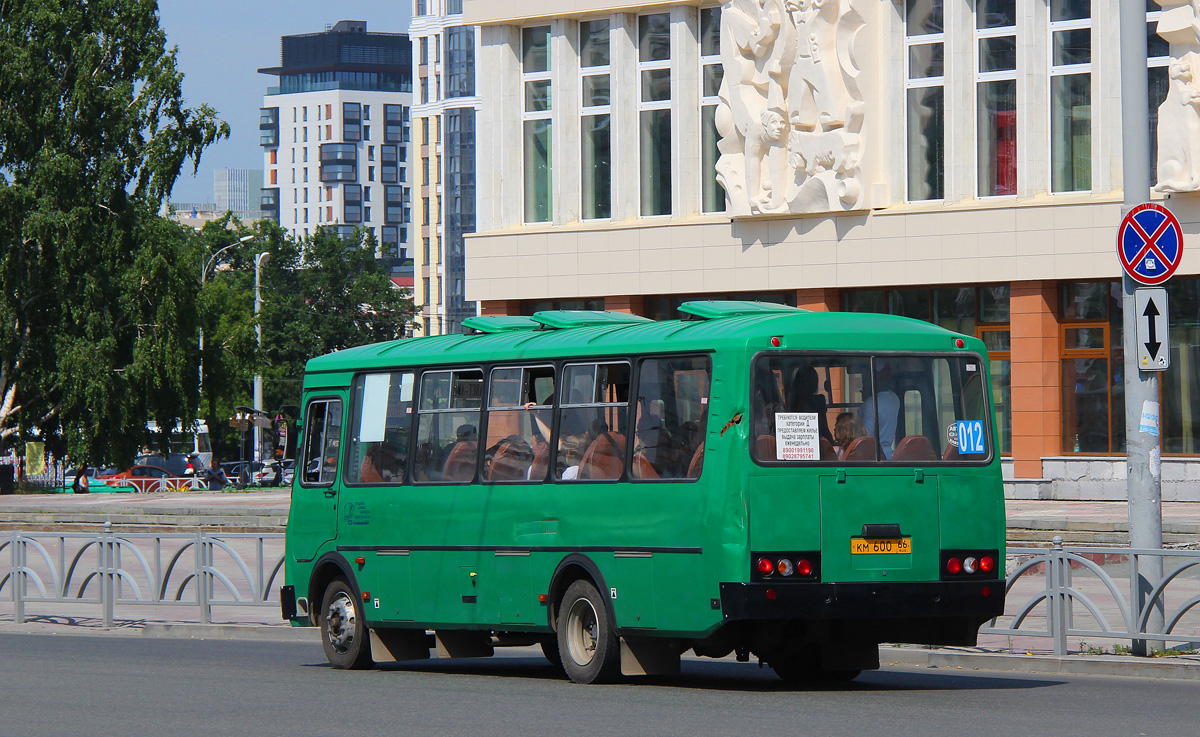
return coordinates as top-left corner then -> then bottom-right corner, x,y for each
253,459 -> 294,487
108,465 -> 192,492
135,452 -> 198,477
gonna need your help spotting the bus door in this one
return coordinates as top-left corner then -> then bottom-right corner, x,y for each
292,396 -> 345,558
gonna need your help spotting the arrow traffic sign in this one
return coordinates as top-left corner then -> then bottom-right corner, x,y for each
1134,288 -> 1169,371
1118,203 -> 1184,285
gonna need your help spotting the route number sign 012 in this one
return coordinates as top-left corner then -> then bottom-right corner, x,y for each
1118,203 -> 1183,285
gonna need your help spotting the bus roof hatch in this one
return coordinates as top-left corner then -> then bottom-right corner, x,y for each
677,300 -> 806,320
530,311 -> 654,330
461,315 -> 543,334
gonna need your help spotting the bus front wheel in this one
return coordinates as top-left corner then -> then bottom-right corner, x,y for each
556,580 -> 619,683
320,579 -> 374,670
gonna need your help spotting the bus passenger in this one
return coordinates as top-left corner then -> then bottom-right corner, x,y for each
859,364 -> 900,460
833,412 -> 866,460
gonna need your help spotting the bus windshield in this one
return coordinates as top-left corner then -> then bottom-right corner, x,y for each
751,353 -> 991,464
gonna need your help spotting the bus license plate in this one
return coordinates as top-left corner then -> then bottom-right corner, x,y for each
850,538 -> 911,555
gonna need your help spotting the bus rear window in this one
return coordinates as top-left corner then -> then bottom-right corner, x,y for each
751,354 -> 991,464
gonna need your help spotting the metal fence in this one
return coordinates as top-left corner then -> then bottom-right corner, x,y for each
0,524 -> 284,627
983,538 -> 1200,654
5,528 -> 1200,654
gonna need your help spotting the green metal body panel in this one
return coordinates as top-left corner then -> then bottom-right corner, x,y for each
285,308 -> 1006,640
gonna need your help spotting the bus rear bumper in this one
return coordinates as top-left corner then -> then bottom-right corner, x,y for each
719,580 -> 1005,623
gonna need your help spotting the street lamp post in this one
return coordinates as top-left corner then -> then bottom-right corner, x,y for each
253,251 -> 271,464
199,235 -> 254,402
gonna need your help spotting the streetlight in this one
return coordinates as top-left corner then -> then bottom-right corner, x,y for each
199,234 -> 254,402
253,251 -> 271,464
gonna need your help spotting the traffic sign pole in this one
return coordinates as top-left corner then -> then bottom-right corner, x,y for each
1119,0 -> 1164,656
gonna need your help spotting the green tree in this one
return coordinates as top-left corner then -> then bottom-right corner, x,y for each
194,223 -> 417,462
0,0 -> 228,465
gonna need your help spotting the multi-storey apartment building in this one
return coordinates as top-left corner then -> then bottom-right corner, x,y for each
259,20 -> 414,272
461,0 -> 1200,500
411,1 -> 481,335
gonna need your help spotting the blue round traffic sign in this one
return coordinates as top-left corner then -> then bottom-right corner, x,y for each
1118,203 -> 1183,285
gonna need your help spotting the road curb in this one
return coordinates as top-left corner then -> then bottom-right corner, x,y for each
881,646 -> 1200,679
141,622 -> 319,642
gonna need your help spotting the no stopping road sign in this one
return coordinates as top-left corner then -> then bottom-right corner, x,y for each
1118,203 -> 1183,285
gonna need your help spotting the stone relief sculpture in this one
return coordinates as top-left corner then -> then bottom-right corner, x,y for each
1155,0 -> 1200,193
716,0 -> 866,215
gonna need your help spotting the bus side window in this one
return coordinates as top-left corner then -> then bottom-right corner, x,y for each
348,372 -> 414,484
632,355 -> 711,480
556,362 -> 631,481
301,399 -> 342,485
414,369 -> 483,483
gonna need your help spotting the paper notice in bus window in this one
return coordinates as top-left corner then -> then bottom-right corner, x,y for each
359,373 -> 391,443
775,413 -> 820,461
399,373 -> 414,403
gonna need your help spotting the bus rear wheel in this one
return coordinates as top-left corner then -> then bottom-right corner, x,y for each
556,580 -> 619,684
320,579 -> 373,670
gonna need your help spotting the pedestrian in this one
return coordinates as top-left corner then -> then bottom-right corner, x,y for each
205,459 -> 229,491
71,465 -> 91,494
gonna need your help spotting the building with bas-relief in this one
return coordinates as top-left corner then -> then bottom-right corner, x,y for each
461,0 -> 1200,501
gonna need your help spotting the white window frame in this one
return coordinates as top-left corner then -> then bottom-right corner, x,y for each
1047,4 -> 1092,194
580,19 -> 612,222
904,10 -> 946,202
973,4 -> 1018,199
700,5 -> 725,214
638,13 -> 672,219
521,25 -> 553,225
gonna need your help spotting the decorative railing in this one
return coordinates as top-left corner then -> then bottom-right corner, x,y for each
983,538 -> 1200,654
1,524 -> 285,627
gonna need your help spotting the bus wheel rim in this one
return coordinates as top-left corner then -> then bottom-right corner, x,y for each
326,591 -> 357,654
565,597 -> 599,666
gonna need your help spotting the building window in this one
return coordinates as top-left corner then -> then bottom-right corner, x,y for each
976,0 -> 1017,197
843,285 -> 1012,454
906,0 -> 945,201
580,19 -> 612,220
700,7 -> 725,213
447,0 -> 462,14
1050,0 -> 1091,193
522,25 -> 553,223
386,185 -> 405,224
343,184 -> 362,223
343,102 -> 362,142
1060,281 -> 1124,454
447,26 -> 476,98
381,144 -> 399,183
423,237 -> 431,265
639,13 -> 672,217
420,77 -> 428,104
422,277 -> 431,306
1149,5 -> 1170,182
420,36 -> 429,65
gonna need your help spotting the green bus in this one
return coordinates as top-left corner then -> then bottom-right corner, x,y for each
281,301 -> 1005,683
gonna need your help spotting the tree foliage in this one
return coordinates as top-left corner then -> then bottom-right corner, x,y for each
0,0 -> 228,465
195,222 -> 417,463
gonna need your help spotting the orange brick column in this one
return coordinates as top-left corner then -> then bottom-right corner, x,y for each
1009,281 -> 1061,479
795,288 -> 840,312
480,300 -> 521,316
606,296 -> 646,316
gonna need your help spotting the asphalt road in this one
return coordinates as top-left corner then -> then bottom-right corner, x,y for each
0,633 -> 1193,737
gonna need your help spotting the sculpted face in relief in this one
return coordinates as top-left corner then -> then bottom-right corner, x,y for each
716,0 -> 866,215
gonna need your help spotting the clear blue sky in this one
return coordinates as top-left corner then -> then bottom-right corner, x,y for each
159,0 -> 410,203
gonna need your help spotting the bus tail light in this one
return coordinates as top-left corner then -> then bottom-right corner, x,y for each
752,552 -> 820,582
941,550 -> 1001,580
